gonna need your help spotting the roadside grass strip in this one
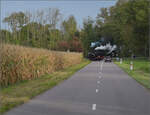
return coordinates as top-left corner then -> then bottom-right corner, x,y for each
114,58 -> 150,89
0,59 -> 91,114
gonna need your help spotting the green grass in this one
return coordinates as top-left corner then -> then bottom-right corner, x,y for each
0,59 -> 91,114
114,58 -> 150,89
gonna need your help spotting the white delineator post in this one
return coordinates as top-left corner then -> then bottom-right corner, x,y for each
120,58 -> 122,64
130,61 -> 133,70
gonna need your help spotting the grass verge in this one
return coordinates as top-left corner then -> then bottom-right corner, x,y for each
0,59 -> 91,114
114,58 -> 150,89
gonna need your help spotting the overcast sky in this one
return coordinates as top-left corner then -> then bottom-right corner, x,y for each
1,0 -> 117,30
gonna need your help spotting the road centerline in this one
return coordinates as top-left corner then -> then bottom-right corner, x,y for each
99,76 -> 102,79
92,104 -> 96,110
96,89 -> 99,93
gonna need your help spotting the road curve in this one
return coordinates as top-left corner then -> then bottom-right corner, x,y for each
4,61 -> 150,115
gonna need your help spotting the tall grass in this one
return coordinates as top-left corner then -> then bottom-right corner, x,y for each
0,44 -> 82,86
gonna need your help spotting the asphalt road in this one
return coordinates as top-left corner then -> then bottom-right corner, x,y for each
4,61 -> 150,115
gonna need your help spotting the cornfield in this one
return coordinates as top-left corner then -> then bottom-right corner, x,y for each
0,44 -> 82,86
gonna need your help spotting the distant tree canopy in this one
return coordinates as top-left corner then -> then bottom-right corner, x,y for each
81,0 -> 149,57
62,15 -> 77,41
3,12 -> 29,32
1,0 -> 149,57
1,8 -> 82,52
81,17 -> 99,57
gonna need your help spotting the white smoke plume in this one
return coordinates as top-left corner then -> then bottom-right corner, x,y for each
95,43 -> 117,54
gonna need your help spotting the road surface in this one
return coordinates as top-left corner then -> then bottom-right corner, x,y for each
4,61 -> 150,115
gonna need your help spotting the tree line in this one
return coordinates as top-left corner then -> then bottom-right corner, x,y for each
1,8 -> 82,52
1,0 -> 149,57
81,0 -> 149,57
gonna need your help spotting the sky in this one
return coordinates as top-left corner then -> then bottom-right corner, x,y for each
0,0 -> 117,30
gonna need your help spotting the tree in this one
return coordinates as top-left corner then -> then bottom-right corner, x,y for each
3,12 -> 29,44
46,8 -> 61,29
81,17 -> 97,57
61,15 -> 77,41
97,8 -> 108,24
0,30 -> 12,43
96,0 -> 149,57
0,8 -> 77,51
3,12 -> 29,32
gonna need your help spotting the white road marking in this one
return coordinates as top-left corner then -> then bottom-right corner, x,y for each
92,104 -> 96,110
100,61 -> 104,71
96,89 -> 99,93
99,76 -> 102,79
97,81 -> 100,84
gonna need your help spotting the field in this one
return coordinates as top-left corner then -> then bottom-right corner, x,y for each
0,44 -> 83,87
0,59 -> 90,114
115,58 -> 150,89
0,44 -> 91,114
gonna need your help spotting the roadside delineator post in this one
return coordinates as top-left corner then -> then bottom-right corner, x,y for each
120,58 -> 122,64
130,61 -> 133,70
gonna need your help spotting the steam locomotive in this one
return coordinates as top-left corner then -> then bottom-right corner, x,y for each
88,42 -> 118,60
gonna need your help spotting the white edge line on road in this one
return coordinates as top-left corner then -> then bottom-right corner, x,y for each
96,89 -> 99,93
97,81 -> 100,84
92,104 -> 96,110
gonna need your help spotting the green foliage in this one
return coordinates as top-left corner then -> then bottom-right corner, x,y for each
96,0 -> 149,57
2,1 -> 149,57
61,15 -> 77,41
0,30 -> 12,43
2,10 -> 82,52
81,17 -> 98,57
80,0 -> 149,57
3,12 -> 29,32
